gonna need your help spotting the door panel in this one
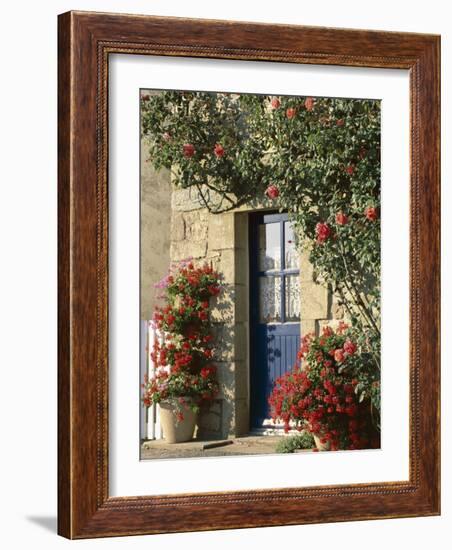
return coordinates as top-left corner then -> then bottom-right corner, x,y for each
250,212 -> 301,428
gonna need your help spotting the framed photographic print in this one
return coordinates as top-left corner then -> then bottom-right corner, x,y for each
58,11 -> 440,538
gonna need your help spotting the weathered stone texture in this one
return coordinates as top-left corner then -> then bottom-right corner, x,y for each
140,141 -> 172,320
164,175 -> 346,437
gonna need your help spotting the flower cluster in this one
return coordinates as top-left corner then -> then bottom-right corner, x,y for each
142,261 -> 221,419
268,323 -> 380,451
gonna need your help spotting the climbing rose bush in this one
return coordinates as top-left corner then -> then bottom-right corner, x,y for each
141,91 -> 381,345
142,261 -> 221,419
268,323 -> 380,451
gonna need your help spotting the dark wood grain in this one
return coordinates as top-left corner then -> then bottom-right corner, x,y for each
58,11 -> 440,539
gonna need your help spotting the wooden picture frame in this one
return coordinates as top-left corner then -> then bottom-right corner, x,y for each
58,11 -> 440,538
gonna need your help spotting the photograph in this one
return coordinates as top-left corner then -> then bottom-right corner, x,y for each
139,89 -> 382,459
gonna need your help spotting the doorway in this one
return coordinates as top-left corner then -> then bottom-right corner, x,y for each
249,212 -> 301,429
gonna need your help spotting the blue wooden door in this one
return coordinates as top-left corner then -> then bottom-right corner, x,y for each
250,212 -> 301,428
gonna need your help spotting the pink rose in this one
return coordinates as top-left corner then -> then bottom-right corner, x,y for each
343,340 -> 357,355
315,222 -> 331,244
265,185 -> 280,199
335,212 -> 348,226
214,143 -> 225,158
365,206 -> 378,221
182,143 -> 195,158
304,97 -> 315,111
270,97 -> 281,109
334,349 -> 345,363
286,107 -> 296,119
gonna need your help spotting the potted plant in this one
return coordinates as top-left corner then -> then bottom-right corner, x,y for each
268,323 -> 380,451
142,260 -> 221,443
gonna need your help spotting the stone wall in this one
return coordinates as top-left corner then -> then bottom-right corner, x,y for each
140,140 -> 172,320
168,186 -> 345,439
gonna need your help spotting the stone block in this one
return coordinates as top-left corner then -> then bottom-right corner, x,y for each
300,281 -> 329,320
318,319 -> 343,333
197,400 -> 222,436
208,212 -> 235,251
234,284 -> 248,323
233,360 -> 249,400
234,247 -> 249,286
184,211 -> 208,242
212,323 -> 247,362
233,399 -> 250,436
301,319 -> 316,337
170,240 -> 207,261
234,213 -> 249,251
210,284 -> 235,324
331,299 -> 345,320
171,187 -> 205,212
217,249 -> 236,283
171,212 -> 185,241
212,325 -> 235,361
300,248 -> 315,282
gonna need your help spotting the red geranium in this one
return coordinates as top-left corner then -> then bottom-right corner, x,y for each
269,324 -> 380,451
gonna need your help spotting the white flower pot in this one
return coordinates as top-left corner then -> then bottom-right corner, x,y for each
159,401 -> 197,444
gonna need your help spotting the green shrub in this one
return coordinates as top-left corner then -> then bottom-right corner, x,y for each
275,432 -> 315,454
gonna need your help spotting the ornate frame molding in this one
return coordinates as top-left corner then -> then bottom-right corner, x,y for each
58,11 -> 440,538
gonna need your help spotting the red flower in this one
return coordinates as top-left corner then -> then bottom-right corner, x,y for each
208,285 -> 220,296
334,349 -> 345,363
286,107 -> 296,119
270,97 -> 281,109
343,340 -> 357,355
336,118 -> 344,126
166,314 -> 175,325
201,301 -> 209,309
315,222 -> 331,244
200,367 -> 211,379
265,185 -> 280,199
198,310 -> 208,321
304,97 -> 315,111
183,143 -> 195,158
345,164 -> 355,176
214,143 -> 225,158
365,206 -> 378,221
335,212 -> 348,226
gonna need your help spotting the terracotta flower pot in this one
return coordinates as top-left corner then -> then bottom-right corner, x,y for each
159,401 -> 197,444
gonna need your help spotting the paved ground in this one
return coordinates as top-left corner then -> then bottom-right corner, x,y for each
141,435 -> 288,459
